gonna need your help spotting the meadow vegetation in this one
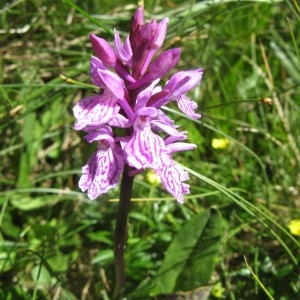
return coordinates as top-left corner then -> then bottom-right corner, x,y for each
0,0 -> 299,299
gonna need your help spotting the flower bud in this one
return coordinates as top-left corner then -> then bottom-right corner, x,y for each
90,33 -> 116,66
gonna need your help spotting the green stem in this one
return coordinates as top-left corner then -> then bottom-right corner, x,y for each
112,164 -> 134,299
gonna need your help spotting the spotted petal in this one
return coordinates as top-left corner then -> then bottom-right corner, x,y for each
156,160 -> 190,204
79,143 -> 124,200
123,125 -> 169,170
177,95 -> 201,119
73,92 -> 119,130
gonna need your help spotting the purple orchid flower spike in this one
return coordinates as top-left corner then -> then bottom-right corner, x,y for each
73,6 -> 203,203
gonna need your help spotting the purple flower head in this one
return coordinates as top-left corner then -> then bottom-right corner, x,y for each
73,6 -> 203,203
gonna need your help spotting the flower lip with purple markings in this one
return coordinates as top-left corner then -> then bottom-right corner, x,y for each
73,6 -> 203,203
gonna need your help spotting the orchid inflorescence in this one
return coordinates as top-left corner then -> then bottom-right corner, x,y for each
73,6 -> 203,203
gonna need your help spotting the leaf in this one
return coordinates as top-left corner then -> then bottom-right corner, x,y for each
10,195 -> 59,211
0,250 -> 16,272
91,249 -> 114,265
150,208 -> 223,296
47,253 -> 69,272
31,265 -> 52,285
175,208 -> 223,291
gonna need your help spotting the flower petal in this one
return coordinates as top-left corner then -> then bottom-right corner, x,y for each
150,119 -> 181,136
148,48 -> 180,79
156,161 -> 190,203
90,56 -> 107,88
138,17 -> 170,76
177,95 -> 201,119
123,124 -> 168,169
79,144 -> 124,200
135,79 -> 161,110
98,69 -> 125,99
83,125 -> 114,143
90,33 -> 116,66
128,49 -> 180,90
165,68 -> 203,96
73,93 -> 119,130
166,142 -> 196,153
114,30 -> 133,67
108,113 -> 131,128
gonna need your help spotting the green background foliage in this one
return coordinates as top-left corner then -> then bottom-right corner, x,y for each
0,0 -> 299,299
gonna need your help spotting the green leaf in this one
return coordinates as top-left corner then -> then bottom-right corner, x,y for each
31,264 -> 52,285
151,208 -> 223,296
0,250 -> 16,272
175,208 -> 223,290
91,249 -> 113,265
47,253 -> 69,272
10,195 -> 59,211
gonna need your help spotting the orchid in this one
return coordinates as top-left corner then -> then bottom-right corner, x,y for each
73,6 -> 203,203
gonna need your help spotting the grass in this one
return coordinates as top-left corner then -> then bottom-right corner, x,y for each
0,0 -> 299,299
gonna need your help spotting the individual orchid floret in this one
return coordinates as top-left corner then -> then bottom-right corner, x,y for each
90,60 -> 126,99
130,6 -> 144,37
134,79 -> 162,110
91,34 -> 135,84
165,69 -> 204,96
148,68 -> 203,119
90,33 -> 116,67
122,107 -> 170,170
148,49 -> 181,79
128,48 -> 181,90
73,91 -> 120,130
114,30 -> 133,68
151,17 -> 169,51
78,126 -> 124,200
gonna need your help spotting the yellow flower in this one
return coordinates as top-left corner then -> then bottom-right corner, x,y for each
288,219 -> 300,237
212,138 -> 229,149
211,282 -> 225,298
146,169 -> 161,186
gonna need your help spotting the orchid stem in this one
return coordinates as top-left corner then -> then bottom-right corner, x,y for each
112,164 -> 133,299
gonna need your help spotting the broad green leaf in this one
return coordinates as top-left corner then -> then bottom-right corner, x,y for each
59,289 -> 78,300
175,209 -> 223,291
31,265 -> 52,285
151,208 -> 223,295
47,253 -> 69,272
